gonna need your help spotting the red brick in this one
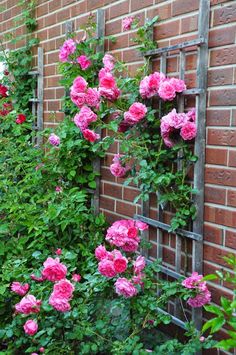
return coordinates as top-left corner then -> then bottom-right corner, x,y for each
205,148 -> 227,165
232,110 -> 236,126
154,20 -> 180,40
206,109 -> 230,126
56,88 -> 64,99
209,26 -> 236,48
131,0 -> 152,11
210,0 -> 230,5
44,89 -> 55,99
185,72 -> 196,89
47,76 -> 61,88
104,183 -> 122,199
227,190 -> 236,208
228,150 -> 236,168
225,230 -> 236,249
185,53 -> 197,70
181,15 -> 198,34
209,89 -> 236,106
207,129 -> 236,146
100,196 -> 115,211
205,186 -> 226,205
207,67 -> 233,87
62,0 -> 75,5
37,29 -> 48,41
213,3 -> 236,26
205,167 -> 236,187
109,34 -> 128,51
123,48 -> 142,63
106,20 -> 121,36
72,1 -> 87,17
56,8 -> 70,22
210,46 -> 236,67
87,0 -> 103,11
203,262 -> 221,285
147,4 -> 172,21
204,223 -> 222,244
204,205 -> 236,228
116,201 -> 136,218
49,0 -> 62,12
101,167 -> 116,182
48,25 -> 61,38
172,0 -> 199,16
207,284 -> 233,305
123,187 -> 140,203
37,3 -> 49,17
204,243 -> 236,267
44,13 -> 57,27
110,1 -> 129,20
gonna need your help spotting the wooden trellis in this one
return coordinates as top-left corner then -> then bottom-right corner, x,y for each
134,0 -> 210,332
29,47 -> 44,145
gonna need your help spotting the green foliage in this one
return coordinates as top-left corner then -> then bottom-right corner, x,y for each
203,255 -> 236,351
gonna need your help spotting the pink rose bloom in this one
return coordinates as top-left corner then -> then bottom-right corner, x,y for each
74,106 -> 97,131
182,272 -> 204,289
186,108 -> 196,122
122,16 -> 134,31
122,238 -> 139,252
72,76 -> 88,93
98,259 -> 117,278
160,115 -> 172,136
85,88 -> 100,108
55,186 -> 62,193
39,347 -> 45,353
82,129 -> 100,142
30,274 -> 45,282
110,162 -> 127,178
77,55 -> 91,70
95,245 -> 108,261
128,227 -> 138,239
98,68 -> 108,79
72,274 -> 81,282
31,353 -> 38,355
133,255 -> 146,274
99,72 -> 120,101
70,90 -> 86,108
53,279 -> 74,299
99,72 -> 116,89
135,221 -> 149,231
132,273 -> 145,286
49,293 -> 71,312
11,282 -> 29,296
139,72 -> 165,99
169,77 -> 186,93
187,288 -> 211,308
124,102 -> 147,125
106,220 -> 140,252
99,86 -> 120,101
59,39 -> 76,62
42,257 -> 67,282
163,135 -> 174,148
199,336 -> 205,342
158,80 -> 176,101
115,278 -> 137,298
180,121 -> 197,141
15,295 -> 41,314
114,255 -> 128,273
48,133 -> 60,146
103,54 -> 115,71
23,319 -> 38,336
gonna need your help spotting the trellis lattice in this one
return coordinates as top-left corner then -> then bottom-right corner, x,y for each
134,0 -> 210,333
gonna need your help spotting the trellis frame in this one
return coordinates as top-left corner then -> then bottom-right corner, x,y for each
135,0 -> 210,332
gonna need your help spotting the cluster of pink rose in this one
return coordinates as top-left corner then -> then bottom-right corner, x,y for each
139,71 -> 186,101
11,251 -> 81,346
109,154 -> 131,178
182,272 -> 211,308
59,38 -> 92,71
98,54 -> 120,102
160,108 -> 197,147
95,219 -> 149,298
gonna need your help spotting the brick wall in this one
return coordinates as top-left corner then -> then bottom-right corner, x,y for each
0,0 -> 236,350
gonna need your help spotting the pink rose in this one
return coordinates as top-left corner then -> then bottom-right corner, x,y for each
186,108 -> 196,122
180,121 -> 197,141
98,259 -> 117,278
85,88 -> 100,108
187,289 -> 211,308
132,273 -> 145,286
72,76 -> 88,92
124,102 -> 147,125
182,272 -> 204,289
139,72 -> 165,99
115,278 -> 137,298
70,90 -> 86,108
72,274 -> 81,282
39,347 -> 45,353
163,135 -> 174,148
49,293 -> 71,312
48,133 -> 60,146
77,55 -> 91,70
113,256 -> 128,273
122,238 -> 139,252
134,255 -> 146,274
158,80 -> 176,101
169,77 -> 186,93
103,54 -> 115,71
42,257 -> 67,282
99,72 -> 116,89
15,295 -> 41,314
53,279 -> 74,299
23,319 -> 38,336
11,282 -> 29,296
74,106 -> 97,131
110,162 -> 127,178
59,39 -> 76,62
55,186 -> 62,193
122,16 -> 134,31
128,227 -> 138,239
30,274 -> 45,282
82,129 -> 100,142
99,72 -> 120,101
95,245 -> 108,261
135,221 -> 149,231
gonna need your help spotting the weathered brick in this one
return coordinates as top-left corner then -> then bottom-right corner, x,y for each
147,3 -> 172,21
106,19 -> 121,36
172,0 -> 199,17
205,205 -> 236,228
49,0 -> 62,12
225,230 -> 236,249
104,183 -> 122,199
205,167 -> 236,187
209,26 -> 236,48
213,3 -> 236,26
116,201 -> 136,217
48,25 -> 61,39
207,67 -> 233,87
37,3 -> 49,17
44,13 -> 57,27
228,150 -> 236,168
207,129 -> 236,146
205,147 -> 227,165
181,15 -> 198,34
206,109 -> 230,126
209,89 -> 236,106
110,1 -> 129,20
56,8 -> 70,22
100,196 -> 115,211
227,190 -> 236,208
131,0 -> 153,11
204,223 -> 222,244
210,47 -> 236,67
154,20 -> 180,40
205,186 -> 226,205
